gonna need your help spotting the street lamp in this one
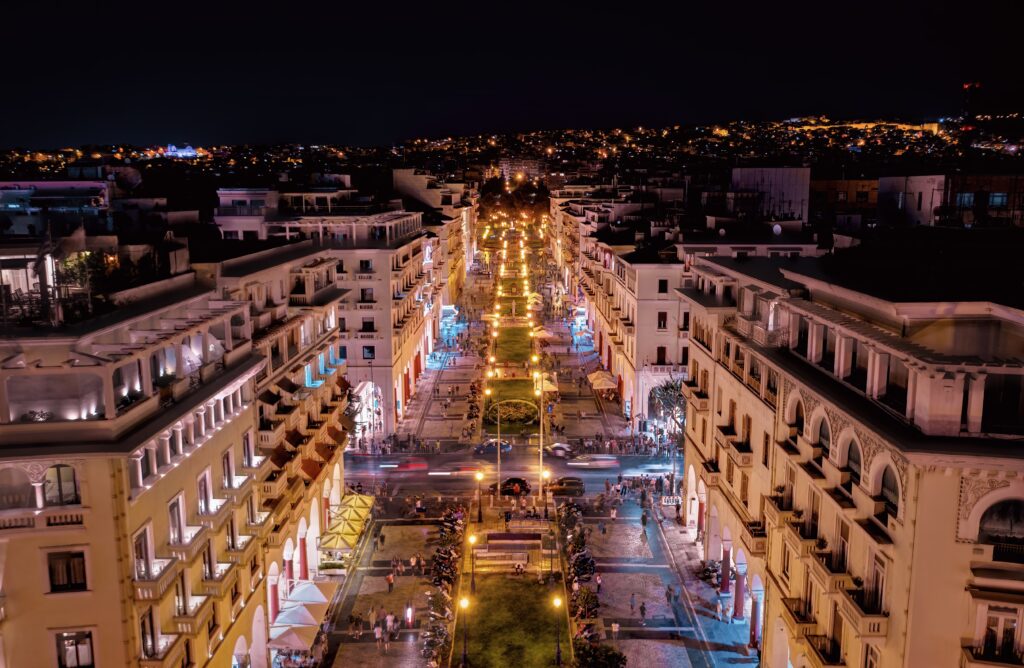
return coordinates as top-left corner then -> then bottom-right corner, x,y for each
542,469 -> 551,519
460,597 -> 470,668
475,471 -> 484,523
552,596 -> 563,666
468,534 -> 477,594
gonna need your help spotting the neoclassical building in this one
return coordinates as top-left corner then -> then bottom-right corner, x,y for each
678,252 -> 1024,668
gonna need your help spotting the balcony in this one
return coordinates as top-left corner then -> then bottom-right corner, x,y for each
222,475 -> 253,503
715,423 -> 737,451
196,497 -> 233,531
740,521 -> 767,555
0,505 -> 89,533
172,595 -> 213,636
700,459 -> 721,487
258,419 -> 285,447
837,587 -> 889,637
225,533 -> 259,566
806,635 -> 845,667
246,511 -> 272,539
168,525 -> 209,564
139,633 -> 184,668
682,379 -> 709,411
764,494 -> 796,526
729,440 -> 754,468
961,643 -> 1024,667
261,472 -> 289,499
780,597 -> 816,637
199,561 -> 238,599
783,519 -> 820,557
240,455 -> 271,481
808,551 -> 855,593
134,557 -> 180,601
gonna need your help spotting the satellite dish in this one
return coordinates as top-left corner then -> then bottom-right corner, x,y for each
718,228 -> 726,237
772,224 -> 783,236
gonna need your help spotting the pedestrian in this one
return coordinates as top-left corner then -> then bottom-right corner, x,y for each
386,571 -> 394,593
595,573 -> 602,594
665,584 -> 673,605
369,606 -> 378,630
641,510 -> 648,530
374,623 -> 383,651
410,554 -> 417,573
639,601 -> 647,625
398,560 -> 405,577
611,621 -> 620,640
379,530 -> 386,549
630,592 -> 636,615
572,578 -> 580,594
715,597 -> 723,621
610,507 -> 617,521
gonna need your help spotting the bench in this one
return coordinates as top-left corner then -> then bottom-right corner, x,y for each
509,519 -> 550,531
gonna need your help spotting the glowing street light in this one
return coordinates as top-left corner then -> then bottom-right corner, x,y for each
552,596 -> 563,665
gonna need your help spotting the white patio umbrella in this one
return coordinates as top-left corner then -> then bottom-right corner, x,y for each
588,370 -> 617,390
268,625 -> 319,651
284,581 -> 329,604
274,604 -> 318,627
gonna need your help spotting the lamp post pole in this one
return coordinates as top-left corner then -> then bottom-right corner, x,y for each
460,597 -> 469,668
475,472 -> 483,523
553,597 -> 563,666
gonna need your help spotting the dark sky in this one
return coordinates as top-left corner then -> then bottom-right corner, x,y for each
1,0 -> 1017,148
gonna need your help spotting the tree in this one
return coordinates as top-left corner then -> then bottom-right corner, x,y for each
572,640 -> 627,668
651,378 -> 686,432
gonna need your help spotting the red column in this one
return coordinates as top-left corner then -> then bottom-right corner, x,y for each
285,558 -> 294,593
299,536 -> 309,580
749,593 -> 762,647
269,580 -> 279,622
720,545 -> 731,594
323,496 -> 330,527
697,500 -> 706,536
733,565 -> 746,620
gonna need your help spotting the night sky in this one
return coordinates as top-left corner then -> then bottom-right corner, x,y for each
2,0 -> 1017,148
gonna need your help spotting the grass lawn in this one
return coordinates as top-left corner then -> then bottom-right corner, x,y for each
459,575 -> 568,668
494,326 -> 533,363
483,379 -> 538,434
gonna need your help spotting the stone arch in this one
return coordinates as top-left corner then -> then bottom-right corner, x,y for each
231,636 -> 248,668
962,482 -> 1024,542
809,409 -> 832,461
785,391 -> 806,436
266,562 -> 281,625
870,461 -> 901,520
836,431 -> 864,486
250,604 -> 268,668
707,505 -> 722,560
307,497 -> 321,578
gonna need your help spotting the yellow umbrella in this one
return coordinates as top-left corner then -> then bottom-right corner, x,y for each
319,530 -> 359,550
330,506 -> 369,522
340,493 -> 375,510
326,517 -> 364,535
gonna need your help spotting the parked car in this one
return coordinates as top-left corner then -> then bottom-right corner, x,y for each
544,442 -> 574,458
545,476 -> 585,496
489,477 -> 531,496
474,439 -> 512,456
566,455 -> 619,469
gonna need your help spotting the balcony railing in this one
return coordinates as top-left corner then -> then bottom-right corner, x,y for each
806,634 -> 845,666
838,587 -> 889,637
168,525 -> 208,563
134,557 -> 179,601
139,633 -> 184,668
780,597 -> 816,637
962,644 -> 1024,667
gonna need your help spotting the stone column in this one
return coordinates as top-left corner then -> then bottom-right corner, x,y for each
749,591 -> 763,647
140,355 -> 153,396
905,367 -> 918,419
720,544 -> 732,595
196,407 -> 207,438
284,558 -> 294,593
173,425 -> 184,455
298,536 -> 309,580
102,372 -> 117,419
269,579 -> 279,623
967,374 -> 986,433
159,434 -> 172,467
33,481 -> 46,509
733,563 -> 747,620
697,499 -> 706,537
177,340 -> 189,378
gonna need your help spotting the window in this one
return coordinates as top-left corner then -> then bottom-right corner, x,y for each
242,433 -> 253,469
221,451 -> 233,489
781,547 -> 791,580
208,602 -> 219,638
856,190 -> 869,203
864,645 -> 880,668
140,609 -> 156,658
362,346 -> 376,360
818,420 -> 831,462
360,287 -> 374,302
133,530 -> 151,578
169,498 -> 184,544
762,432 -> 770,468
197,474 -> 210,515
139,450 -> 153,481
658,279 -> 668,293
836,191 -> 848,202
358,259 -> 373,272
48,551 -> 87,592
957,192 -> 975,208
44,464 -> 80,506
656,346 -> 667,365
991,192 -> 1009,208
984,606 -> 1020,658
338,345 -> 347,361
740,473 -> 749,505
881,466 -> 900,518
361,317 -> 375,332
56,631 -> 94,668
681,312 -> 690,331
657,312 -> 667,330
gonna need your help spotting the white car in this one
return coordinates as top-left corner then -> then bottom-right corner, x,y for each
544,442 -> 574,458
566,455 -> 619,469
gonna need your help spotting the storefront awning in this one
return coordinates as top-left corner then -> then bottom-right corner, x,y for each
339,493 -> 374,510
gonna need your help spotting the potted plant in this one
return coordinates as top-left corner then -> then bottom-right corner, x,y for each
815,537 -> 829,551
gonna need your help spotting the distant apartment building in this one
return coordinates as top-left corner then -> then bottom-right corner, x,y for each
213,191 -> 439,434
0,180 -> 112,235
498,157 -> 547,181
731,167 -> 811,224
878,175 -> 946,226
392,168 -> 478,309
677,245 -> 1024,667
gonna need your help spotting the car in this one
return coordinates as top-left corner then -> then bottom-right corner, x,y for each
545,476 -> 585,496
474,439 -> 512,456
544,442 -> 575,458
488,477 -> 531,496
379,457 -> 427,472
428,460 -> 493,478
566,455 -> 619,469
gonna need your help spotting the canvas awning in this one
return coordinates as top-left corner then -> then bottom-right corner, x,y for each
284,580 -> 339,605
588,370 -> 617,390
285,430 -> 306,447
326,517 -> 364,534
338,413 -> 356,431
258,390 -> 282,405
268,625 -> 319,651
274,603 -> 318,627
277,378 -> 300,394
336,376 -> 352,392
270,446 -> 294,468
315,441 -> 334,461
327,426 -> 348,446
318,531 -> 358,551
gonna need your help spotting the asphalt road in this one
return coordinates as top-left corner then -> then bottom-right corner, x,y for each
343,449 -> 680,497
